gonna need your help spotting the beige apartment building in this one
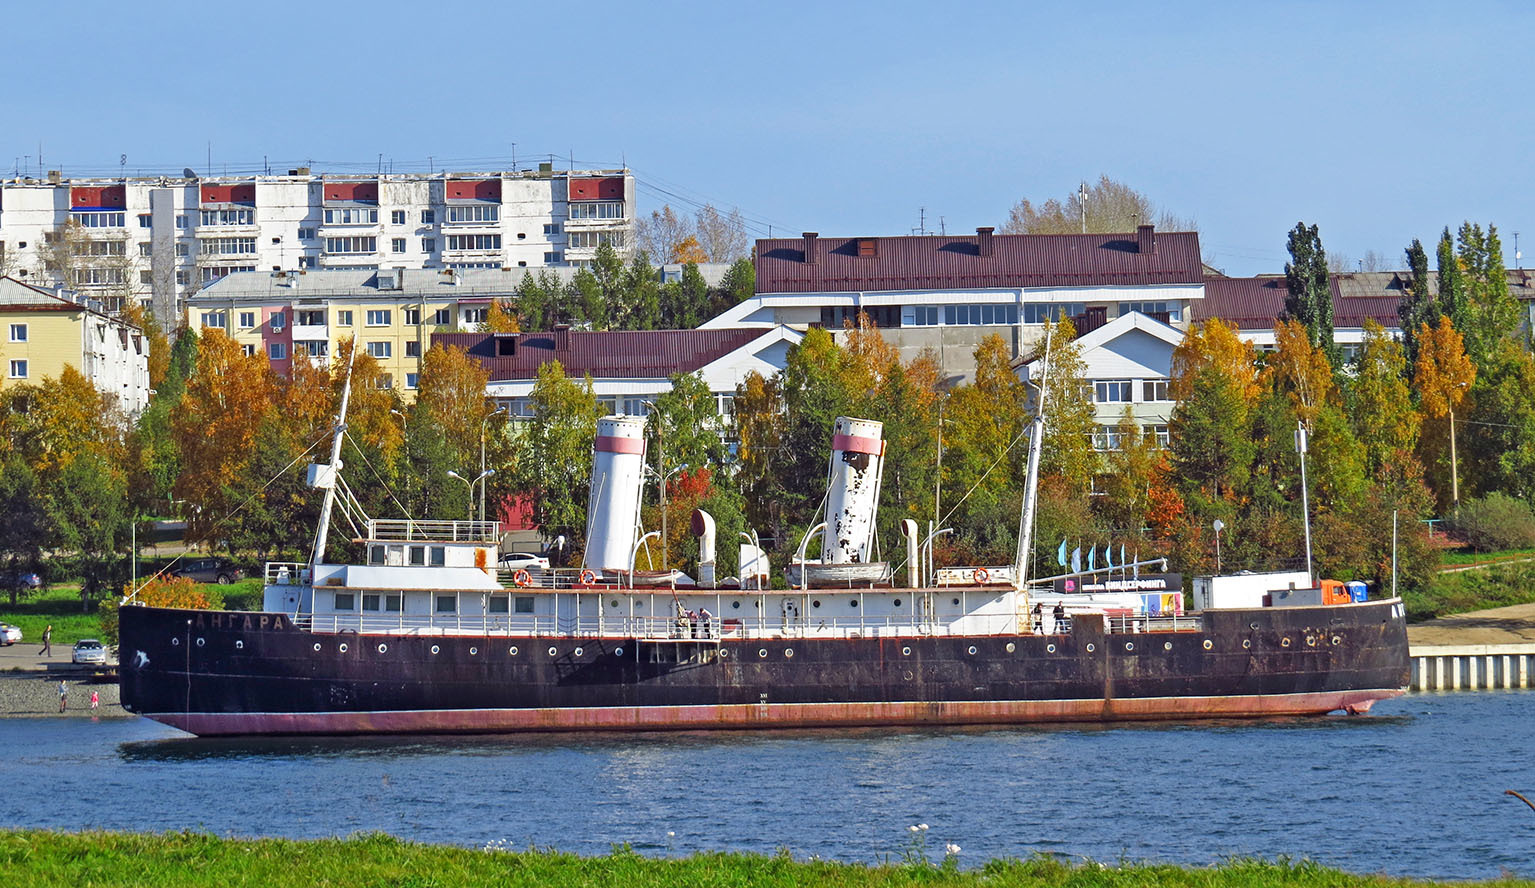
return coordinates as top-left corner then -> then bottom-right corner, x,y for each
0,276 -> 150,413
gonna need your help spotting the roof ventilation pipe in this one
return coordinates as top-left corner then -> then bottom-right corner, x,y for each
692,508 -> 717,588
1136,224 -> 1156,254
901,518 -> 920,588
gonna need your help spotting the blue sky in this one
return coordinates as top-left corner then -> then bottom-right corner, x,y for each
5,0 -> 1529,275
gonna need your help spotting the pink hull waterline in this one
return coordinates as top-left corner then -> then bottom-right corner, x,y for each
146,689 -> 1405,736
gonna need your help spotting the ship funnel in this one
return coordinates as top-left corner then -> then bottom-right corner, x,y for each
821,416 -> 885,564
583,415 -> 647,572
692,508 -> 717,587
901,518 -> 919,588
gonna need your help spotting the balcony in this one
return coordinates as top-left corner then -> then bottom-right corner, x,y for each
291,323 -> 328,341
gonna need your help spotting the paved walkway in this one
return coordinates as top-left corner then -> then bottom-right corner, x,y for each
1407,601 -> 1535,647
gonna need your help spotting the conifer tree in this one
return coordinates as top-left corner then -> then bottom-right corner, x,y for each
1399,238 -> 1434,371
1283,222 -> 1333,357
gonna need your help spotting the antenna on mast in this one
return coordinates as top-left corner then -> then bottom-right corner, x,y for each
1079,181 -> 1087,233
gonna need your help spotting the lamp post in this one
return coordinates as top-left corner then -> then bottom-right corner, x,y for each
480,405 -> 507,525
1295,422 -> 1314,586
390,408 -> 409,509
446,469 -> 494,522
641,400 -> 667,572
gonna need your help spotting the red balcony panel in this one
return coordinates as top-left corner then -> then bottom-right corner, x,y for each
201,183 -> 256,204
568,177 -> 625,202
71,186 -> 126,209
446,179 -> 502,201
323,181 -> 379,203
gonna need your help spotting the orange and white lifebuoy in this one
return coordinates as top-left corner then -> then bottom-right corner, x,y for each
973,567 -> 990,585
579,569 -> 597,586
512,569 -> 531,587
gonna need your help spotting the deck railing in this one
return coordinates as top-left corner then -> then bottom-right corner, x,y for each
366,519 -> 500,543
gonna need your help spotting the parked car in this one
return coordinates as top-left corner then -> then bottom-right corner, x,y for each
497,552 -> 550,571
0,571 -> 41,590
72,639 -> 108,666
171,559 -> 244,585
0,623 -> 21,645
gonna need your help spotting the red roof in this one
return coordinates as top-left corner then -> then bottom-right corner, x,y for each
433,329 -> 766,381
1195,275 -> 1405,330
755,229 -> 1204,294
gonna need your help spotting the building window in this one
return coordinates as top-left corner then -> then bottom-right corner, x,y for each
1120,301 -> 1180,322
241,344 -> 256,357
1143,379 -> 1170,402
391,210 -> 406,225
74,268 -> 128,286
199,209 -> 255,226
140,270 -> 153,284
943,303 -> 1019,326
376,373 -> 393,389
268,343 -> 288,360
462,308 -> 487,325
270,311 -> 286,330
392,238 -> 407,253
174,242 -> 190,258
298,227 -> 316,240
403,308 -> 421,325
409,545 -> 426,566
366,310 -> 391,326
201,265 -> 256,283
430,546 -> 446,566
421,209 -> 436,224
432,308 -> 451,325
1093,425 -> 1123,451
138,242 -> 152,257
176,270 -> 189,285
7,360 -> 25,379
366,341 -> 391,358
333,592 -> 355,611
1095,381 -> 1132,403
1146,424 -> 1170,448
567,231 -> 624,249
322,208 -> 378,225
903,305 -> 940,326
325,236 -> 376,254
8,324 -> 25,343
175,214 -> 188,230
445,204 -> 499,224
299,255 -> 317,268
405,372 -> 419,389
543,251 -> 561,263
445,234 -> 501,251
200,237 -> 257,256
337,310 -> 353,326
544,223 -> 559,235
405,340 -> 421,358
200,312 -> 227,328
293,310 -> 321,327
568,201 -> 624,220
238,311 -> 256,328
137,214 -> 152,229
70,211 -> 126,228
295,340 -> 328,358
1021,303 -> 1082,324
422,238 -> 436,253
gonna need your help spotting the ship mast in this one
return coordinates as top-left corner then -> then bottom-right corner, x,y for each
1013,323 -> 1052,591
309,341 -> 358,574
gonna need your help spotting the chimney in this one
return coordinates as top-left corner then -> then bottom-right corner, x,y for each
802,232 -> 819,265
553,323 -> 570,352
1136,224 -> 1155,255
976,226 -> 995,258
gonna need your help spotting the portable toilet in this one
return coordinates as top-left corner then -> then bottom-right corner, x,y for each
1345,580 -> 1368,602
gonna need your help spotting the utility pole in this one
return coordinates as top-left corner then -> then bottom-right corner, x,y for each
1296,421 -> 1314,586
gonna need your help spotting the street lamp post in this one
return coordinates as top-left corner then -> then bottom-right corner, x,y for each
446,469 -> 494,522
390,408 -> 409,509
641,400 -> 667,573
480,405 -> 507,525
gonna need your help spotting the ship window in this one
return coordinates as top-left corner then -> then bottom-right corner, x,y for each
362,594 -> 381,611
430,546 -> 446,566
409,546 -> 426,566
369,545 -> 385,565
334,592 -> 356,611
388,545 -> 405,566
488,595 -> 510,614
435,594 -> 457,613
514,596 -> 535,614
386,593 -> 402,612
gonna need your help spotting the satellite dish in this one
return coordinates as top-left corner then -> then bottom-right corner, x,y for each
183,168 -> 197,179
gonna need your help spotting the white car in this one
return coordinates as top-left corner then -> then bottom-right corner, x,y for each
498,552 -> 550,571
72,639 -> 108,666
0,623 -> 20,645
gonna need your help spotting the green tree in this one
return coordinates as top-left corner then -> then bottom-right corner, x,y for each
1457,222 -> 1517,366
709,257 -> 756,319
943,335 -> 1028,561
733,370 -> 788,549
1435,227 -> 1466,329
1398,238 -> 1434,371
1347,320 -> 1421,480
512,361 -> 600,545
647,371 -> 729,482
618,252 -> 662,330
1463,340 -> 1535,503
660,263 -> 710,329
1283,222 -> 1333,357
0,453 -> 46,605
46,449 -> 130,607
1035,319 -> 1098,498
1169,364 -> 1253,510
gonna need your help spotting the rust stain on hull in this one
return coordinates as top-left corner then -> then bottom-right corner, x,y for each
151,689 -> 1406,737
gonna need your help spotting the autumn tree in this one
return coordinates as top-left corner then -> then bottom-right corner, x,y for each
1347,320 -> 1421,480
1033,318 -> 1097,498
1283,222 -> 1333,357
480,299 -> 520,333
636,205 -> 693,264
733,369 -> 788,547
415,344 -> 492,470
1000,176 -> 1195,235
694,205 -> 751,263
1413,317 -> 1476,511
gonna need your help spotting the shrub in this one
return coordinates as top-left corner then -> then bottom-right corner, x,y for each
1448,493 -> 1535,552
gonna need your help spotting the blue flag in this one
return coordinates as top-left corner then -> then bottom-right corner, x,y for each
1057,539 -> 1068,567
1121,545 -> 1127,572
1088,546 -> 1097,572
1104,545 -> 1115,570
1070,546 -> 1081,573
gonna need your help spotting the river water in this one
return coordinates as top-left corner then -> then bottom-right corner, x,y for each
3,692 -> 1531,880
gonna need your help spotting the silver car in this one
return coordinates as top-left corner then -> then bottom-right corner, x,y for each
71,639 -> 108,666
0,623 -> 20,645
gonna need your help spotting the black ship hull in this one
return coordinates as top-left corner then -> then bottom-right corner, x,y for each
118,599 -> 1411,736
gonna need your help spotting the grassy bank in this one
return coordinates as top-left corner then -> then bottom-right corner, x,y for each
1405,562 -> 1535,622
0,831 -> 1519,888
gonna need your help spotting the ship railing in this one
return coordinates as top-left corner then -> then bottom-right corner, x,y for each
293,611 -> 1055,639
265,562 -> 310,585
366,518 -> 500,543
1105,613 -> 1203,634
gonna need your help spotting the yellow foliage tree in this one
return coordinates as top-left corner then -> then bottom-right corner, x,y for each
1171,317 -> 1260,404
481,299 -> 520,333
415,344 -> 492,469
172,329 -> 275,539
1265,318 -> 1335,429
671,235 -> 709,265
102,575 -> 220,645
1414,316 -> 1476,507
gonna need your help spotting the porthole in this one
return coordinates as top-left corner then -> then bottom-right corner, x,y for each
615,647 -> 625,656
235,640 -> 244,650
171,638 -> 179,646
338,643 -> 348,653
1281,637 -> 1292,648
902,646 -> 912,656
548,646 -> 558,657
754,601 -> 760,608
758,649 -> 768,658
1164,641 -> 1173,651
377,643 -> 388,654
469,647 -> 477,656
812,600 -> 821,608
194,637 -> 204,647
967,646 -> 978,655
785,648 -> 795,658
574,647 -> 584,657
313,643 -> 322,652
1006,642 -> 1016,653
850,600 -> 858,608
1125,642 -> 1134,651
903,670 -> 914,680
952,598 -> 960,606
1046,643 -> 1057,653
431,645 -> 440,654
893,599 -> 902,607
1250,622 -> 1260,631
732,601 -> 741,609
610,600 -> 619,608
1332,636 -> 1342,646
1305,636 -> 1316,647
1086,643 -> 1096,652
1242,639 -> 1251,649
716,648 -> 725,658
1202,639 -> 1213,650
509,646 -> 519,656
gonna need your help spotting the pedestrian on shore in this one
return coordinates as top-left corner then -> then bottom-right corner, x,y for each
57,679 -> 67,713
90,690 -> 99,711
39,624 -> 52,657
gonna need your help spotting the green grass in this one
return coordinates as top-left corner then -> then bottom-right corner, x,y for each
0,587 -> 105,647
0,831 -> 1515,888
1405,562 -> 1535,622
1437,546 -> 1535,567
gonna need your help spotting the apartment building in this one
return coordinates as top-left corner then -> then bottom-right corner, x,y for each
0,166 -> 634,325
0,276 -> 150,414
706,225 -> 1205,385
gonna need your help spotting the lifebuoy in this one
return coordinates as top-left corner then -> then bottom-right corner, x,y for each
512,569 -> 531,587
579,569 -> 597,586
973,567 -> 990,584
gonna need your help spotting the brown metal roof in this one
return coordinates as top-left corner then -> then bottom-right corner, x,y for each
755,228 -> 1204,294
432,328 -> 767,381
1194,275 -> 1405,330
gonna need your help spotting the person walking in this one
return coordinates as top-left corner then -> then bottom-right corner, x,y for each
57,679 -> 67,713
90,690 -> 99,711
39,624 -> 52,657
